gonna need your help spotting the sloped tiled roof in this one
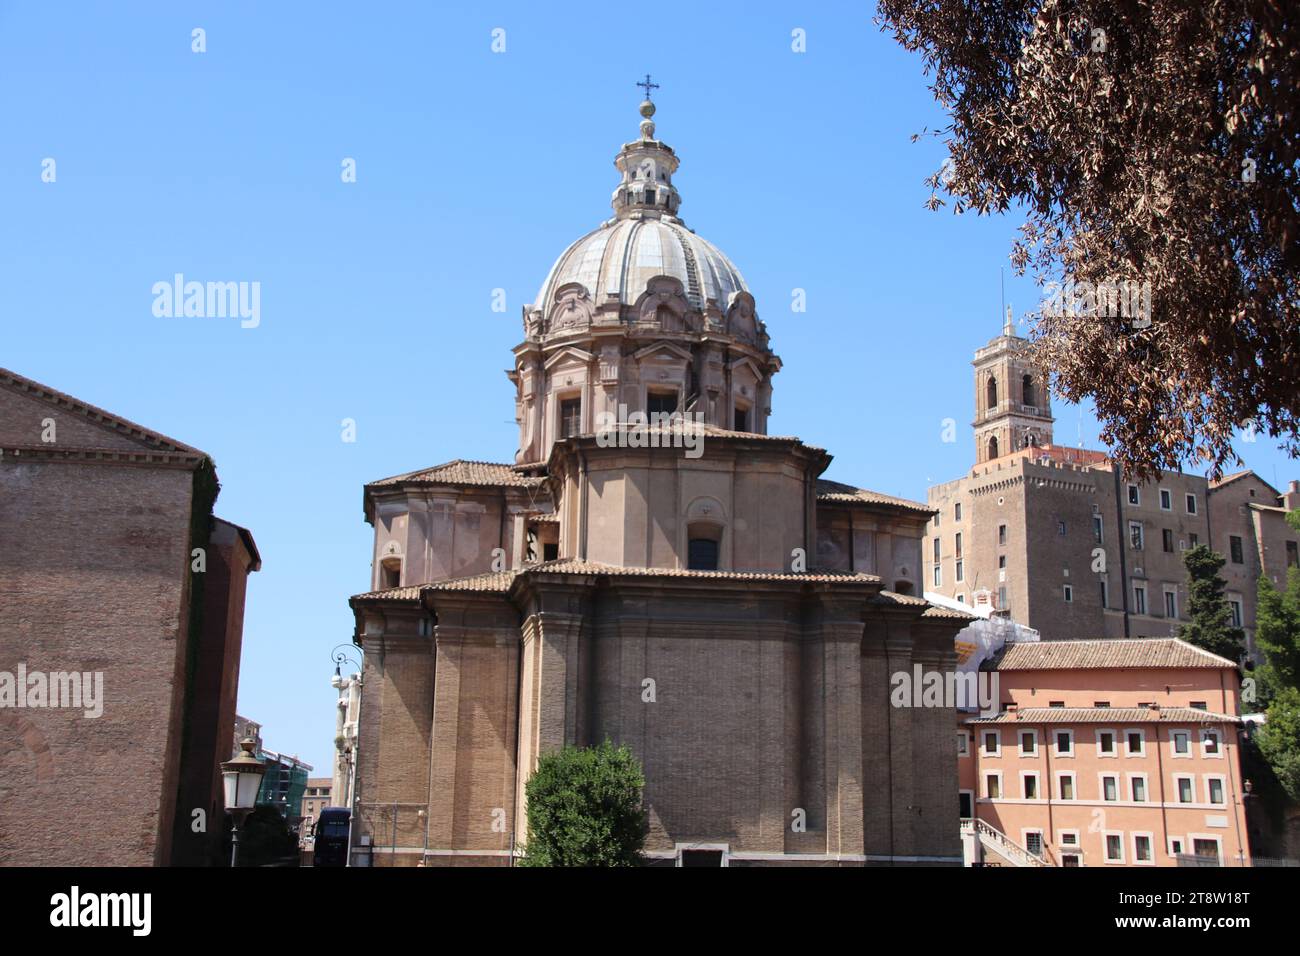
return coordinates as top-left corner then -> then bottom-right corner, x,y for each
518,558 -> 879,585
989,638 -> 1237,671
367,459 -> 546,489
815,479 -> 933,514
425,570 -> 519,593
350,584 -> 424,603
966,706 -> 1239,725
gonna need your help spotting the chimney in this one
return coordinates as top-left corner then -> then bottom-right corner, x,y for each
1284,480 -> 1300,512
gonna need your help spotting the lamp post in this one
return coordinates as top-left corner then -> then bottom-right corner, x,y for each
222,736 -> 267,867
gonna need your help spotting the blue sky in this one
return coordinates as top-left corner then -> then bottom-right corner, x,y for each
3,1 -> 1294,772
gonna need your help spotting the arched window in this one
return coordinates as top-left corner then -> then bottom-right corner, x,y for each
380,556 -> 402,589
988,435 -> 999,460
986,375 -> 998,411
1022,374 -> 1035,407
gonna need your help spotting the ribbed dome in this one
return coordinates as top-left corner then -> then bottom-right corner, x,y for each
531,217 -> 748,318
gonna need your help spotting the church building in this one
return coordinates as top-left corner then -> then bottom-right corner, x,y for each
348,94 -> 972,866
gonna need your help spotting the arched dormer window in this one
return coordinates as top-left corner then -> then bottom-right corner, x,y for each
986,375 -> 998,411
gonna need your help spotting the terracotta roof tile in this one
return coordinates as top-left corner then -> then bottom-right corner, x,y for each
989,638 -> 1237,671
966,706 -> 1239,725
518,558 -> 879,585
815,479 -> 933,514
367,459 -> 547,489
350,584 -> 424,602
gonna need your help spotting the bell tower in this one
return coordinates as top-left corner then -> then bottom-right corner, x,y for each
972,306 -> 1054,463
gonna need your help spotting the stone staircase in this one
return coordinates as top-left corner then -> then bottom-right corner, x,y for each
960,818 -> 1049,867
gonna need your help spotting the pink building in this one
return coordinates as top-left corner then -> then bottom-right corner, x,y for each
958,638 -> 1250,867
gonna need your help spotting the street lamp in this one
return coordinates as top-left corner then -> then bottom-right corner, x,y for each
222,736 -> 267,867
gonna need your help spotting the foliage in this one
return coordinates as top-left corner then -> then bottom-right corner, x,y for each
519,740 -> 647,867
1177,545 -> 1245,663
1256,567 -> 1300,701
876,0 -> 1300,477
1256,686 -> 1300,803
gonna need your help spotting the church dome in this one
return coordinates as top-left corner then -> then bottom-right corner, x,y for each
531,217 -> 748,318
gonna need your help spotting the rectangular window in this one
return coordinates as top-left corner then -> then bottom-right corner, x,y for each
1063,584 -> 1073,603
646,390 -> 677,416
997,585 -> 1007,610
1129,521 -> 1144,550
1093,515 -> 1104,543
1023,774 -> 1039,800
1019,731 -> 1037,757
1106,833 -> 1124,863
1131,777 -> 1147,802
956,733 -> 968,756
985,773 -> 1001,799
1160,489 -> 1172,510
1162,528 -> 1174,553
998,554 -> 1007,569
560,397 -> 582,438
1128,484 -> 1140,505
1189,532 -> 1199,547
1192,839 -> 1220,863
1288,541 -> 1299,568
1190,700 -> 1207,711
1208,778 -> 1225,805
1230,535 -> 1244,564
954,532 -> 962,558
1173,731 -> 1190,755
733,407 -> 748,431
1126,730 -> 1145,757
1100,579 -> 1109,609
1186,493 -> 1197,515
1102,775 -> 1118,801
998,524 -> 1007,546
1164,590 -> 1178,618
1025,832 -> 1043,858
1058,520 -> 1067,536
1134,834 -> 1153,863
1176,776 -> 1194,803
954,502 -> 962,522
1097,730 -> 1116,756
1133,585 -> 1147,615
1055,730 -> 1073,755
933,565 -> 941,587
1202,730 -> 1221,756
933,538 -> 940,562
955,560 -> 964,583
1229,598 -> 1243,628
982,731 -> 1000,756
1058,774 -> 1075,800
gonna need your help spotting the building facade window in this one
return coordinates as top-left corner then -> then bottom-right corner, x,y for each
1230,535 -> 1244,564
1129,521 -> 1144,550
998,524 -> 1007,546
1160,489 -> 1172,510
1186,493 -> 1197,515
954,532 -> 962,558
560,397 -> 582,438
1229,598 -> 1243,628
1063,584 -> 1073,603
955,560 -> 964,583
1164,589 -> 1178,618
1162,528 -> 1174,553
1093,515 -> 1103,543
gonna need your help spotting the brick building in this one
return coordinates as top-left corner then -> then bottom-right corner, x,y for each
926,319 -> 1299,650
346,99 -> 973,867
958,638 -> 1250,867
0,367 -> 259,866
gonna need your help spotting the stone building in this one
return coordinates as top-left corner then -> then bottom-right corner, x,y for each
0,367 -> 259,866
347,98 -> 973,867
925,321 -> 1299,651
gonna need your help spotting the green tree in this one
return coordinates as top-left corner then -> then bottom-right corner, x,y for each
1256,567 -> 1300,701
1177,545 -> 1245,664
1256,687 -> 1300,803
519,740 -> 647,867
